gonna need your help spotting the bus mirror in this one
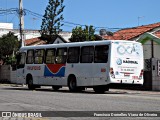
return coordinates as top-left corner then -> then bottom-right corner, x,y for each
16,53 -> 22,69
16,54 -> 21,64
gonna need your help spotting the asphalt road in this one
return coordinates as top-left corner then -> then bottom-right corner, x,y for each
0,84 -> 160,120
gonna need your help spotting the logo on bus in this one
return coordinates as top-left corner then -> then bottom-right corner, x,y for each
27,66 -> 41,70
123,60 -> 138,64
116,59 -> 138,65
116,58 -> 122,65
44,64 -> 66,77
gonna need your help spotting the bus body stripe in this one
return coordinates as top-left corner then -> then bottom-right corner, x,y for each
44,64 -> 66,77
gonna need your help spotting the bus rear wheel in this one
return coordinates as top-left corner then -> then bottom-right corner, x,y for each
93,85 -> 109,93
68,76 -> 77,92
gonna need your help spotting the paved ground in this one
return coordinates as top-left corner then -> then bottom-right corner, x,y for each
0,84 -> 160,120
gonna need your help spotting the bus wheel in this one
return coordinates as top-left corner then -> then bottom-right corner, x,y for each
52,86 -> 62,91
68,76 -> 77,92
28,78 -> 35,90
93,85 -> 109,93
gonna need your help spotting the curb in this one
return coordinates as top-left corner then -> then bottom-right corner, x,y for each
0,84 -> 26,87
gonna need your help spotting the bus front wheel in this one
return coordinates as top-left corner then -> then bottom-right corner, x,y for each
28,78 -> 35,90
68,76 -> 77,92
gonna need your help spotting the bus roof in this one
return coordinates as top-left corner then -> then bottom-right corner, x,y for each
20,40 -> 141,50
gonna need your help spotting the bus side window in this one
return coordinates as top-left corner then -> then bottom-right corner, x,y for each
45,49 -> 56,64
81,46 -> 94,63
56,48 -> 67,64
94,45 -> 109,63
17,52 -> 26,68
34,49 -> 44,64
26,50 -> 34,64
67,47 -> 80,63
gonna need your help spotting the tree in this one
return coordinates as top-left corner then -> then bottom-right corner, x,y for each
70,25 -> 96,42
41,0 -> 65,43
0,32 -> 19,64
84,25 -> 95,41
70,26 -> 84,42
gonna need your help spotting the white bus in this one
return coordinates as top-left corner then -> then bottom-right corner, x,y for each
16,40 -> 144,93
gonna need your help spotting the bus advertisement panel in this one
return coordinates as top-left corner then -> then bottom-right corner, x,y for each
110,41 -> 144,85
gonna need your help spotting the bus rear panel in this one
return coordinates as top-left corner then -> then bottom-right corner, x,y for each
109,41 -> 144,85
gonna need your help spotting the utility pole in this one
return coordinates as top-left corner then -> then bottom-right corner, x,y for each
19,0 -> 24,47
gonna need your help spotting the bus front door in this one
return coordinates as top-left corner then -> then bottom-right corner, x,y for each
16,53 -> 26,84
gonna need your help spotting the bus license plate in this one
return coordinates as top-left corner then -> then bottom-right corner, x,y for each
124,73 -> 130,77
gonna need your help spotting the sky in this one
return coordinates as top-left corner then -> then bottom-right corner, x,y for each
0,0 -> 160,32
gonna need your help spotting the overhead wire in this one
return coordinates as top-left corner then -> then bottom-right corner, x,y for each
0,8 -> 160,33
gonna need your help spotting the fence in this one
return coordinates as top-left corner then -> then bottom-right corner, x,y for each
152,58 -> 160,91
143,59 -> 152,90
0,65 -> 17,83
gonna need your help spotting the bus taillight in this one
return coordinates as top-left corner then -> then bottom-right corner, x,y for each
139,69 -> 144,79
110,68 -> 115,78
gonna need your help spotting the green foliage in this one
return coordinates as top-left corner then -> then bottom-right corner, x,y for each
70,25 -> 96,42
0,32 -> 19,64
5,56 -> 16,65
41,0 -> 65,42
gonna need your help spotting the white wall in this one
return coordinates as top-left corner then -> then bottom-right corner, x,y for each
0,23 -> 13,29
0,29 -> 72,42
0,29 -> 41,40
143,40 -> 160,59
143,40 -> 152,59
154,42 -> 160,59
0,65 -> 11,82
